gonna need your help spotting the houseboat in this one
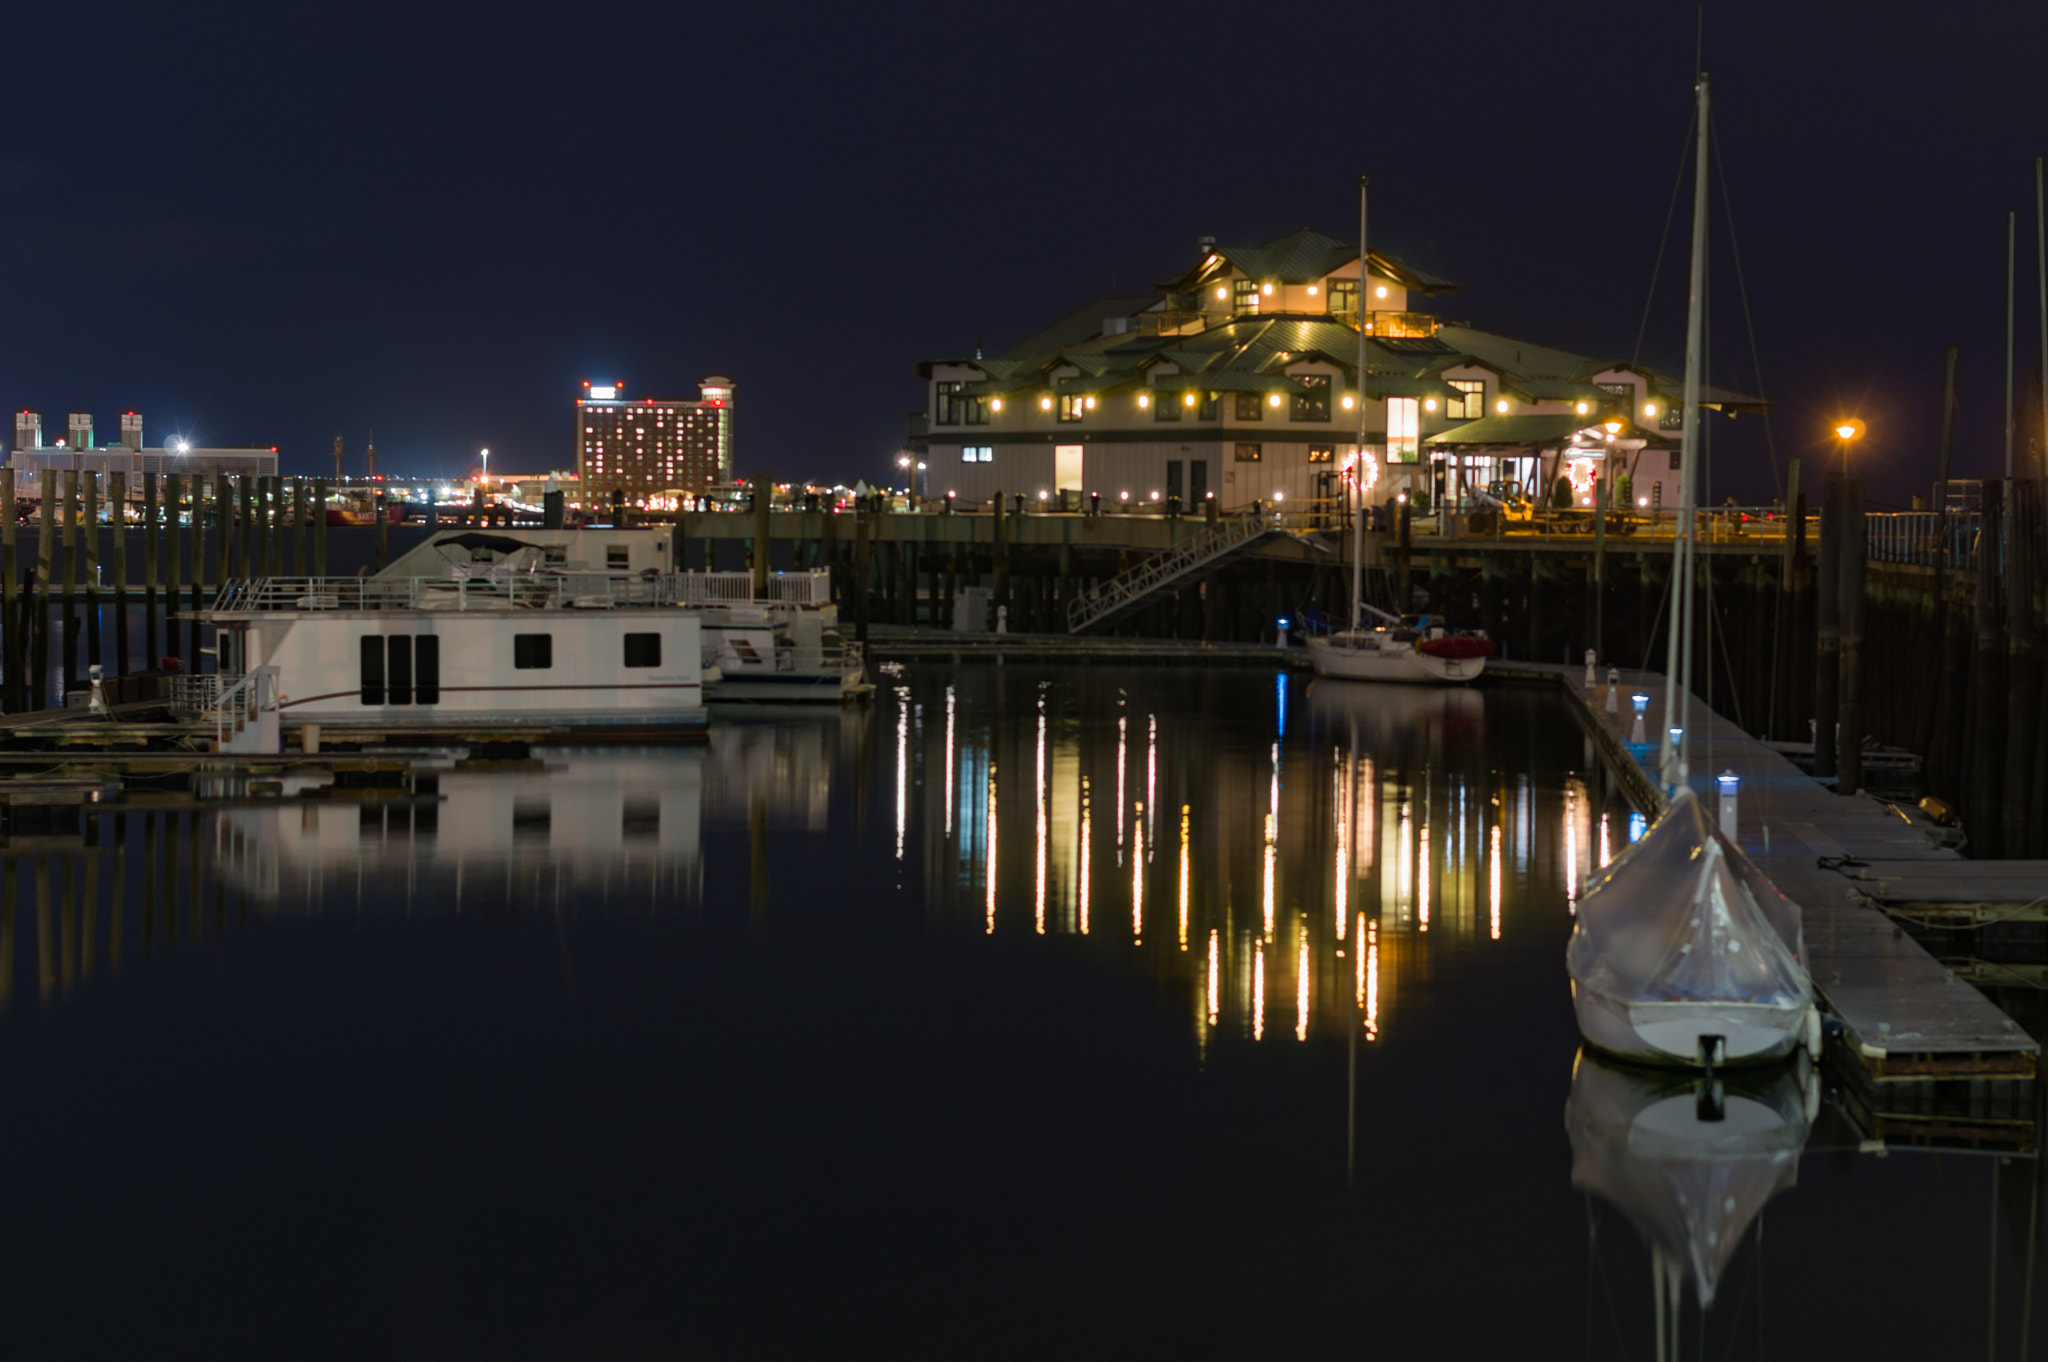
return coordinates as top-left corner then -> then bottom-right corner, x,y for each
379,530 -> 865,703
173,570 -> 709,745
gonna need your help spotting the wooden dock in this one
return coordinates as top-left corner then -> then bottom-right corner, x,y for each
1539,661 -> 2043,1151
865,625 -> 1314,668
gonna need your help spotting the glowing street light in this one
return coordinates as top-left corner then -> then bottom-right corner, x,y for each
481,447 -> 490,483
1833,418 -> 1865,474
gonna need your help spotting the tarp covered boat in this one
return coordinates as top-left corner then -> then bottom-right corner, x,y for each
1566,789 -> 1818,1067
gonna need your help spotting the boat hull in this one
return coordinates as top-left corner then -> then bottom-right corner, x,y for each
1305,634 -> 1486,684
1573,986 -> 1815,1067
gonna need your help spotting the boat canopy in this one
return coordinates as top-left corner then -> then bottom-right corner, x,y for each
1568,789 -> 1808,1013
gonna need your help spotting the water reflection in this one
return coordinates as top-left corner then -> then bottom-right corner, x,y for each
1566,1049 -> 1815,1320
918,670 -> 1602,1047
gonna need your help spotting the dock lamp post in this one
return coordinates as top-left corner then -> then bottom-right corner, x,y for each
1716,771 -> 1741,839
1832,419 -> 1864,476
1629,693 -> 1650,746
897,453 -> 916,509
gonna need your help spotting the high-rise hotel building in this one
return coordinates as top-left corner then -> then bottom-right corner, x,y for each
574,374 -> 735,504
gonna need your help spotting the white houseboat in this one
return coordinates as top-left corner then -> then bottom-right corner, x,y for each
174,570 -> 709,747
380,530 -> 864,703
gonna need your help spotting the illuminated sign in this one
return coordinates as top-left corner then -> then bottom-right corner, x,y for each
588,385 -> 617,400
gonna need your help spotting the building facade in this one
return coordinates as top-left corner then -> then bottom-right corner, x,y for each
574,375 -> 735,506
914,228 -> 1764,513
9,409 -> 279,498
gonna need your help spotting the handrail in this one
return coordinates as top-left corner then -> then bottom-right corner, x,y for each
1066,512 -> 1273,633
206,572 -> 689,613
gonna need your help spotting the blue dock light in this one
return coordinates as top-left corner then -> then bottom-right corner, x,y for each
1632,693 -> 1650,714
1628,693 -> 1650,746
1716,771 -> 1740,838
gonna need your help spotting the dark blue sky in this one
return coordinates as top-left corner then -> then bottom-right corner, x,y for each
2,1 -> 2042,503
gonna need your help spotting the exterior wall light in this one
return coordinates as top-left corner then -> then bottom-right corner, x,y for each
1261,282 -> 1273,295
1495,399 -> 1509,414
1040,396 -> 1052,411
1575,401 -> 1589,415
1308,285 -> 1319,296
1643,402 -> 1658,417
991,398 -> 1003,413
1604,420 -> 1622,435
1424,398 -> 1438,412
1138,394 -> 1150,408
1183,393 -> 1196,407
1084,396 -> 1095,409
1267,393 -> 1282,408
1375,285 -> 1388,298
1216,286 -> 1227,300
1341,395 -> 1355,410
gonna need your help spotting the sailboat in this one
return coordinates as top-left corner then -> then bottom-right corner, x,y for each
1306,173 -> 1494,687
1565,71 -> 1819,1069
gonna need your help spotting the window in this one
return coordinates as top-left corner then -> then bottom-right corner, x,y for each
1308,445 -> 1335,463
1446,380 -> 1486,420
360,635 -> 384,706
623,798 -> 660,842
935,380 -> 966,423
1328,279 -> 1358,317
607,545 -> 630,570
1235,443 -> 1263,463
387,635 -> 414,706
416,636 -> 440,705
625,633 -> 662,667
1388,397 -> 1419,462
515,633 -> 554,669
1154,393 -> 1182,423
1057,394 -> 1085,423
962,445 -> 993,462
1235,391 -> 1264,421
1596,381 -> 1631,401
1197,392 -> 1219,420
513,798 -> 551,843
1234,279 -> 1260,314
1292,375 -> 1331,422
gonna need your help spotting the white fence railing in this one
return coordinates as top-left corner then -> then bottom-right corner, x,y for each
675,570 -> 832,606
210,572 -> 689,613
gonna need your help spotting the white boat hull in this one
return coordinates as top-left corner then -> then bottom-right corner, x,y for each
1305,633 -> 1485,684
1572,986 -> 1815,1067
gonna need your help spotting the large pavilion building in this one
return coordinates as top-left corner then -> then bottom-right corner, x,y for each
914,228 -> 1764,513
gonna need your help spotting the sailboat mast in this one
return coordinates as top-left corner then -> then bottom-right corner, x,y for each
1353,173 -> 1369,632
1660,71 -> 1712,793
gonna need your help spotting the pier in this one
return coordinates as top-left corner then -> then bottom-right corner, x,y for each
1551,660 -> 2042,1151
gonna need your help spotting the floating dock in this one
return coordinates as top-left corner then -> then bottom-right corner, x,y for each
865,625 -> 1313,668
1536,661 -> 2043,1152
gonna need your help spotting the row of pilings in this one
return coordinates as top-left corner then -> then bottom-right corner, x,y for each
746,486 -> 2040,859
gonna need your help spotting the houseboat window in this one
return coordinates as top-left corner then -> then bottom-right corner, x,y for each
624,632 -> 661,668
387,635 -> 414,706
515,634 -> 553,669
416,636 -> 441,705
360,636 -> 385,706
607,546 -> 630,570
622,798 -> 660,841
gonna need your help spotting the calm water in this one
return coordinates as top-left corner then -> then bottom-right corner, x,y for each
0,666 -> 2039,1358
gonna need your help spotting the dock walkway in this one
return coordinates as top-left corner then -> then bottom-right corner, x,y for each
1531,660 -> 2041,1148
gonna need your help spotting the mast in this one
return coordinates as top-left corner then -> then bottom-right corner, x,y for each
2007,210 -> 2017,478
1353,173 -> 1369,632
1659,71 -> 1712,794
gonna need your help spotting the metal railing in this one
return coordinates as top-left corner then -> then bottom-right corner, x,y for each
676,569 -> 832,606
1066,512 -> 1275,634
168,672 -> 228,717
1866,512 -> 1981,569
209,572 -> 688,613
709,638 -> 864,676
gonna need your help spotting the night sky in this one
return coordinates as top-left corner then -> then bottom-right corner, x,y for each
3,2 -> 2042,503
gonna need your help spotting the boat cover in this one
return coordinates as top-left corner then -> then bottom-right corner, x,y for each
1566,789 -> 1810,1038
1566,1050 -> 1811,1306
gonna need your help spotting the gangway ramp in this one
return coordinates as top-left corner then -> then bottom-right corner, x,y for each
1065,512 -> 1326,634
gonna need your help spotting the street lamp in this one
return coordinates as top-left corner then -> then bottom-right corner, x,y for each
1832,419 -> 1864,475
481,447 -> 490,483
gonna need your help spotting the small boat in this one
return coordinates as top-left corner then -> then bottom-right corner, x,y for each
1567,789 -> 1820,1067
1306,613 -> 1492,684
678,570 -> 868,703
1566,1048 -> 1814,1311
1311,467 -> 1490,684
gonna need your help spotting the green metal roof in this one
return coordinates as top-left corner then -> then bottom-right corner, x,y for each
1422,415 -> 1603,447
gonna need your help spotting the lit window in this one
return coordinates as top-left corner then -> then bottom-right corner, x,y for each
1291,376 -> 1330,421
1235,392 -> 1263,421
1234,279 -> 1259,314
1388,398 -> 1419,462
1057,394 -> 1086,422
1446,380 -> 1486,420
1308,445 -> 1334,463
1234,443 -> 1262,463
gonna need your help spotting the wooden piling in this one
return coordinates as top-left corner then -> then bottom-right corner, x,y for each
1,468 -> 16,713
2006,479 -> 2041,856
143,472 -> 159,666
751,476 -> 771,598
82,473 -> 103,675
1839,478 -> 1867,795
1815,472 -> 1843,778
314,479 -> 330,577
110,472 -> 129,677
238,475 -> 254,576
164,474 -> 184,665
992,491 -> 1009,611
61,471 -> 79,697
854,507 -> 871,645
1971,480 -> 2007,857
290,479 -> 306,576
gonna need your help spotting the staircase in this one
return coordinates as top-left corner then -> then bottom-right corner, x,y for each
1066,513 -> 1283,634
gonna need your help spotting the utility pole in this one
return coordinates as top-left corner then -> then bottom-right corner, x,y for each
332,433 -> 343,486
366,431 -> 378,481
